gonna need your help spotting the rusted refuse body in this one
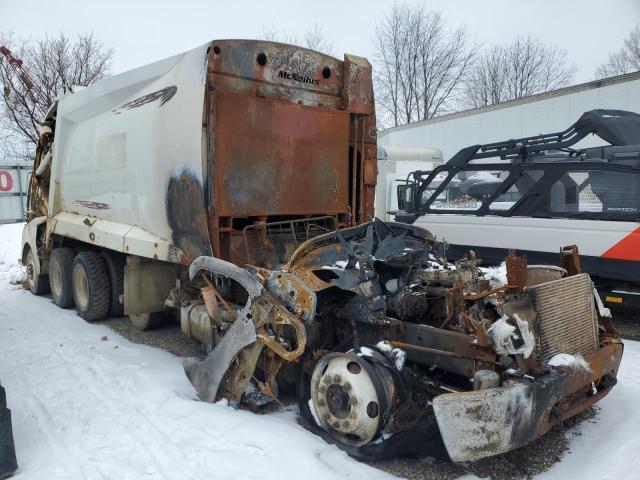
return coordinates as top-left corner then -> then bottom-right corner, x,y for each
184,220 -> 622,462
21,39 -> 621,462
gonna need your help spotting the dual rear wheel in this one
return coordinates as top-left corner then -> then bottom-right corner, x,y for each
39,246 -> 165,329
49,248 -> 111,321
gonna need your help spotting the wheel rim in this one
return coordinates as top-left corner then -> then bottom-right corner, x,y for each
73,265 -> 89,310
310,353 -> 383,446
27,250 -> 37,287
50,258 -> 63,297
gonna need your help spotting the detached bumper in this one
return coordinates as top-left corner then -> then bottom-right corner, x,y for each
433,343 -> 623,462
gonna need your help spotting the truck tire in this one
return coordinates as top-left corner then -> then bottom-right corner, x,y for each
0,382 -> 18,479
128,311 -> 171,331
100,252 -> 125,318
25,247 -> 50,295
50,248 -> 76,308
72,251 -> 110,322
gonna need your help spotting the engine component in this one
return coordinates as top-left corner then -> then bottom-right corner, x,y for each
473,370 -> 500,390
310,351 -> 398,446
387,288 -> 429,321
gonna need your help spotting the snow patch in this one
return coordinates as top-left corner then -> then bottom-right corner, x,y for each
487,314 -> 535,359
593,285 -> 612,318
376,341 -> 406,371
358,346 -> 375,357
480,262 -> 507,287
385,278 -> 399,292
0,222 -> 26,285
307,398 -> 321,425
548,353 -> 592,373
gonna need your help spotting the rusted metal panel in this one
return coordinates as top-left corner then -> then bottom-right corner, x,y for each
560,244 -> 581,275
506,250 -> 528,293
201,41 -> 376,260
209,40 -> 344,101
342,54 -> 374,115
213,91 -> 351,216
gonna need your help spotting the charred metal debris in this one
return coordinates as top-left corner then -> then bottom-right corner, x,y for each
177,219 -> 622,462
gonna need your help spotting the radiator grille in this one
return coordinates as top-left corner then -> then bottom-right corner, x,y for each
526,273 -> 598,364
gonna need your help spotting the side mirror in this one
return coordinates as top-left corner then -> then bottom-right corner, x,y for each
397,183 -> 416,212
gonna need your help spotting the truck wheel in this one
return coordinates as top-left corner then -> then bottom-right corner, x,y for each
25,247 -> 50,295
100,252 -> 125,317
72,251 -> 110,322
128,311 -> 171,331
50,247 -> 76,308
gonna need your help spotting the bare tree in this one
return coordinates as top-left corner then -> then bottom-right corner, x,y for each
462,36 -> 576,109
0,32 -> 113,160
372,3 -> 476,128
261,23 -> 334,56
595,26 -> 640,78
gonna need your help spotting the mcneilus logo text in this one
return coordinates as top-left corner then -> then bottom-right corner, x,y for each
278,70 -> 320,86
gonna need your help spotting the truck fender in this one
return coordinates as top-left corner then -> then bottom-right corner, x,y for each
21,216 -> 48,275
183,256 -> 263,403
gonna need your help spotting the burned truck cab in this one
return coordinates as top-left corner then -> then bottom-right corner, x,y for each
186,219 -> 623,462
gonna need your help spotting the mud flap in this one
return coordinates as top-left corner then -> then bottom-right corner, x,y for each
0,382 -> 18,479
184,317 -> 257,403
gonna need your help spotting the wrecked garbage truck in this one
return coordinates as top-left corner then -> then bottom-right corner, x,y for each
22,39 -> 622,462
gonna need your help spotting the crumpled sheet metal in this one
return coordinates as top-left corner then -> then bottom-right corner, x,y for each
184,255 -> 308,402
184,256 -> 262,402
184,315 -> 257,403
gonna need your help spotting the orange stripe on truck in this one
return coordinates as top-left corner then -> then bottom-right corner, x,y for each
601,227 -> 640,261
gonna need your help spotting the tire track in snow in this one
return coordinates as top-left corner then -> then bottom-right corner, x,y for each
8,347 -> 106,480
53,344 -> 186,480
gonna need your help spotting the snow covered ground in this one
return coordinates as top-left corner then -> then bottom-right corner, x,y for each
1,222 -> 640,480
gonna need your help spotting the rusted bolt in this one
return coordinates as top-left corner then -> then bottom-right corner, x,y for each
332,421 -> 340,429
349,397 -> 358,406
125,245 -> 129,252
318,385 -> 326,394
342,421 -> 350,429
333,375 -> 342,383
343,382 -> 352,391
318,398 -> 326,406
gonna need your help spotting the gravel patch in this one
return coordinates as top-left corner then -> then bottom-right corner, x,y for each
610,305 -> 640,341
372,408 -> 598,480
98,316 -> 205,358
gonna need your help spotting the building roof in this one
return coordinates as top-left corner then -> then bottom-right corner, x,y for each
379,71 -> 640,137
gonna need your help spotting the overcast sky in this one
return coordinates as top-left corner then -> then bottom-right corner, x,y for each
1,0 -> 639,82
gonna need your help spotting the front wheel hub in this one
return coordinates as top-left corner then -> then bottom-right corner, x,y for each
310,351 -> 397,446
